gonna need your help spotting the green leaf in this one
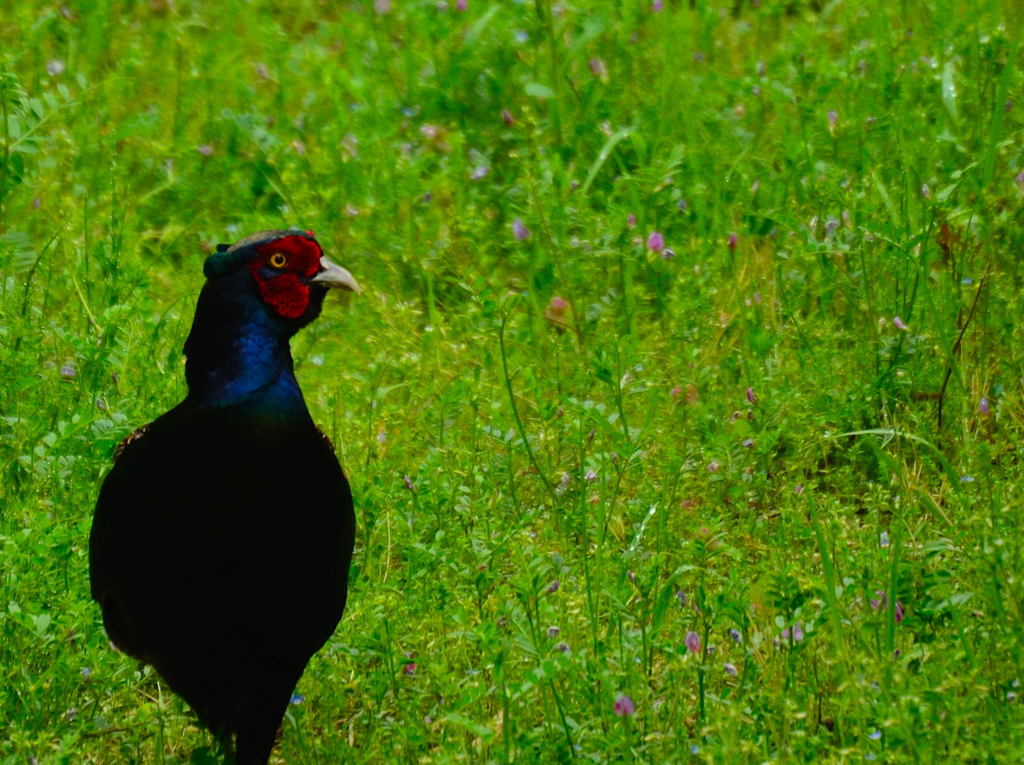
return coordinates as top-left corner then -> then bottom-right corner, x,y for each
524,82 -> 555,100
941,59 -> 958,126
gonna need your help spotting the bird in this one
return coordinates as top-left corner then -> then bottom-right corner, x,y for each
89,229 -> 359,764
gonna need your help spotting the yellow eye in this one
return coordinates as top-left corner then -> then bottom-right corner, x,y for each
268,252 -> 288,269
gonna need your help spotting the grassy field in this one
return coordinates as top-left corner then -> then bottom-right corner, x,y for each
2,0 -> 1023,762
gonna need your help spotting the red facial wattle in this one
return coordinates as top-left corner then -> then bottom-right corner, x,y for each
247,234 -> 324,319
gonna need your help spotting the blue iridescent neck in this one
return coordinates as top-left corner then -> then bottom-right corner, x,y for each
183,277 -> 310,416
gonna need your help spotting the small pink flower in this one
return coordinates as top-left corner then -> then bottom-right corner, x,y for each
197,144 -> 214,156
727,232 -> 738,250
456,0 -> 467,9
646,231 -> 665,252
614,694 -> 636,716
685,630 -> 701,654
746,387 -> 756,404
627,213 -> 637,227
403,662 -> 416,675
651,0 -> 663,10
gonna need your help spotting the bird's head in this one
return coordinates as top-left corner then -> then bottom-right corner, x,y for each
202,229 -> 360,330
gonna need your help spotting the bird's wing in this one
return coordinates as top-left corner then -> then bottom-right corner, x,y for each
113,425 -> 150,461
315,425 -> 336,452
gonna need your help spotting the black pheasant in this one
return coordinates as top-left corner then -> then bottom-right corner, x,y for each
89,230 -> 359,764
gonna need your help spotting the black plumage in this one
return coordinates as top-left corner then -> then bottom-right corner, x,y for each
89,230 -> 359,763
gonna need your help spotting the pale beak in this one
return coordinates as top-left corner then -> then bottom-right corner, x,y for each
312,257 -> 361,294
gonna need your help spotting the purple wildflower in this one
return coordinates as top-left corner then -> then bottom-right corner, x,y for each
46,60 -> 65,76
724,663 -> 738,676
501,108 -> 514,125
879,531 -> 890,548
1016,170 -> 1024,191
921,183 -> 931,199
742,439 -> 754,448
893,316 -> 908,330
589,58 -> 607,78
685,630 -> 701,654
403,475 -> 415,491
547,625 -> 560,638
646,231 -> 665,253
614,694 -> 636,716
512,219 -> 530,241
60,362 -> 76,379
727,232 -> 738,250
791,622 -> 804,642
677,199 -> 688,211
197,144 -> 214,156
627,570 -> 636,583
81,667 -> 91,679
750,179 -> 760,195
403,662 -> 416,675
374,0 -> 391,13
795,484 -> 804,495
827,110 -> 838,132
676,590 -> 687,607
547,580 -> 560,594
729,628 -> 742,643
470,165 -> 488,180
585,469 -> 597,482
290,693 -> 304,705
627,213 -> 637,227
868,729 -> 882,741
556,641 -> 570,653
746,387 -> 756,404
707,460 -> 720,472
651,0 -> 663,10
456,0 -> 467,9
979,396 -> 990,415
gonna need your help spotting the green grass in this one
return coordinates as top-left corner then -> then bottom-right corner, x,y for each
2,0 -> 1023,761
